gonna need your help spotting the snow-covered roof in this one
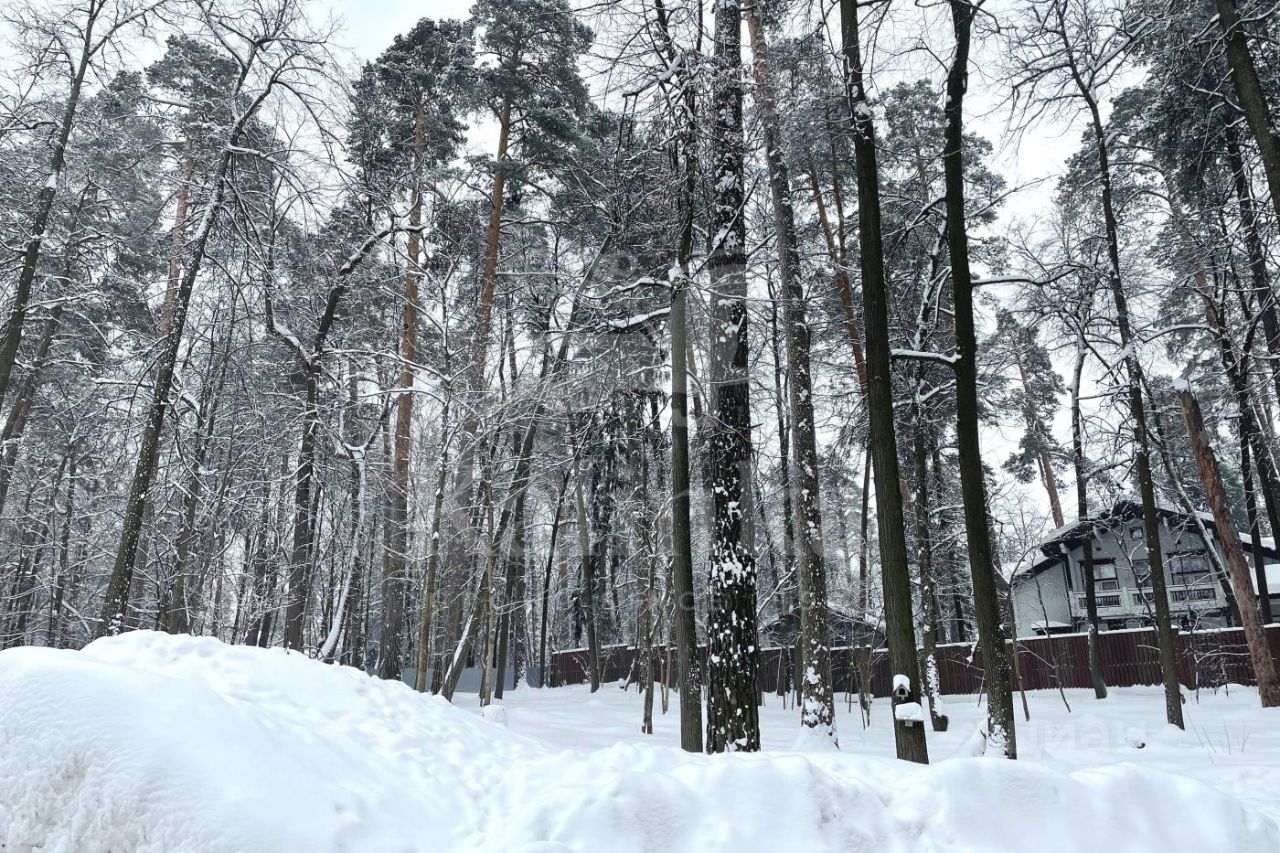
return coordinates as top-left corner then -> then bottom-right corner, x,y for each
1027,499 -> 1280,572
1248,563 -> 1280,596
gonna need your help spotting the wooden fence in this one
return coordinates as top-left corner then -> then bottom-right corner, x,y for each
547,625 -> 1280,697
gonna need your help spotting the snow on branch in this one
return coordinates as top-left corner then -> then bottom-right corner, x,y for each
606,307 -> 671,332
890,348 -> 959,367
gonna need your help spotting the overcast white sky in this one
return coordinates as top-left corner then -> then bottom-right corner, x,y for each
318,0 -> 472,59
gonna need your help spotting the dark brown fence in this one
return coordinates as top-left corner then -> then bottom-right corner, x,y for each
547,626 -> 1280,697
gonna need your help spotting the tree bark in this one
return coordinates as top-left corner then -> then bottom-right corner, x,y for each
1213,0 -> 1280,224
0,6 -> 98,408
573,450 -> 600,693
913,413 -> 950,732
161,342 -> 229,635
1060,15 -> 1185,724
1223,125 -> 1280,411
414,417 -> 450,690
537,472 -> 570,688
944,0 -> 1016,757
1071,337 -> 1108,698
746,5 -> 836,746
0,306 -> 63,517
97,136 -> 246,636
1177,385 -> 1280,707
378,94 -> 427,681
704,0 -> 761,754
651,0 -> 704,753
1016,358 -> 1064,528
840,0 -> 928,764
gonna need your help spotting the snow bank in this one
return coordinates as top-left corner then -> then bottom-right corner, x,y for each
0,633 -> 532,853
2,633 -> 1276,853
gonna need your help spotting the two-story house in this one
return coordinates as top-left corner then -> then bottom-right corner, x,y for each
1011,499 -> 1280,637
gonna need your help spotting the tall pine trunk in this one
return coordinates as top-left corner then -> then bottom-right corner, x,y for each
704,0 -> 761,754
1077,73 -> 1185,730
746,5 -> 836,746
378,95 -> 428,680
1071,335 -> 1108,698
1213,0 -> 1280,224
840,0 -> 928,764
944,0 -> 1015,757
652,0 -> 704,753
1177,384 -> 1280,706
912,412 -> 950,731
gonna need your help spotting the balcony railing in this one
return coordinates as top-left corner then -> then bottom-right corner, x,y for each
1075,585 -> 1221,613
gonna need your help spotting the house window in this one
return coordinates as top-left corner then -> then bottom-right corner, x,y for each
1170,553 -> 1209,578
1129,525 -> 1144,542
1134,560 -> 1151,588
1090,563 -> 1119,591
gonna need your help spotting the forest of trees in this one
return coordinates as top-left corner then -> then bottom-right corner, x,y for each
3,0 -> 1280,758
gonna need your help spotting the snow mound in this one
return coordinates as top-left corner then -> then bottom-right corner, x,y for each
2,632 -> 1276,853
0,632 -> 534,853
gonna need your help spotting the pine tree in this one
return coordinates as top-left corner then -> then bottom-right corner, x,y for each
704,0 -> 761,754
368,16 -> 471,679
945,0 -> 1016,757
745,2 -> 836,747
840,0 -> 929,764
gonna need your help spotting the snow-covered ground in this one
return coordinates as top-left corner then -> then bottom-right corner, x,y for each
500,678 -> 1280,827
1,633 -> 1276,853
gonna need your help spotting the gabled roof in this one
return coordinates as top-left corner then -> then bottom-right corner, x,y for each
1014,498 -> 1280,581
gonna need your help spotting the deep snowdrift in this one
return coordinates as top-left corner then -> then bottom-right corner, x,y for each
1,633 -> 1275,853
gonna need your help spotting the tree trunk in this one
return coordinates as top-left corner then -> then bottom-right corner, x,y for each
1223,125 -> 1280,410
414,422 -> 449,690
1240,437 -> 1263,625
46,451 -> 77,647
1177,385 -> 1280,707
448,97 -> 514,597
284,372 -> 320,650
0,12 -> 96,408
651,0 -> 704,753
840,0 -> 928,764
807,165 -> 869,391
162,373 -> 222,635
913,413 -> 950,732
538,472 -> 570,688
97,134 -> 245,637
1174,206 -> 1278,624
1071,338 -> 1108,698
477,462 -> 499,707
378,96 -> 426,681
573,452 -> 600,693
944,0 -> 1016,757
649,0 -> 705,735
0,306 -> 63,516
1074,75 -> 1184,726
1213,0 -> 1280,224
704,0 -> 761,754
1016,358 -> 1064,528
766,288 -> 795,616
747,6 -> 836,746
